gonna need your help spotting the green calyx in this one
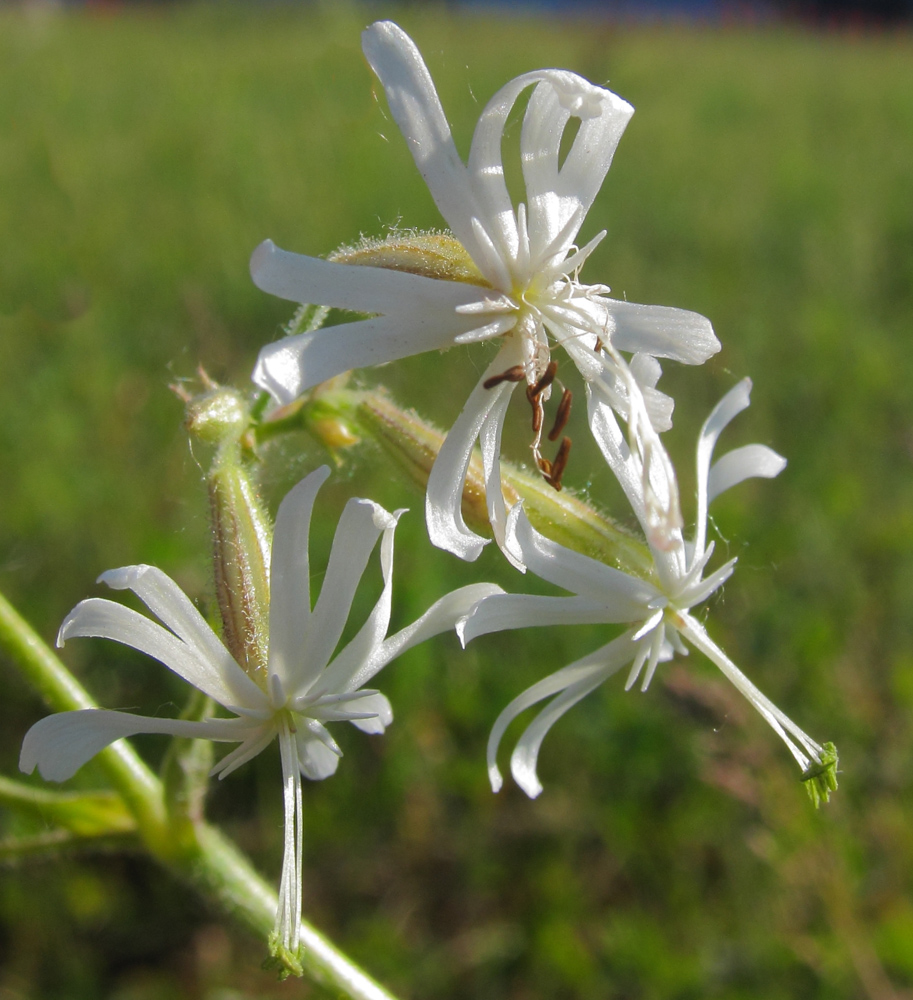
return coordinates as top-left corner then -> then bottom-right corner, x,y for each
801,741 -> 839,809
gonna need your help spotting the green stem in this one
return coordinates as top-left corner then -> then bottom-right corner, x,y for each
0,589 -> 170,853
0,774 -> 137,836
190,825 -> 400,999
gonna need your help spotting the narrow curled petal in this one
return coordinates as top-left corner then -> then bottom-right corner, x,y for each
459,593 -> 634,645
693,379 -> 785,561
20,709 -> 255,783
521,74 -> 632,261
95,565 -> 263,710
341,582 -> 505,693
478,374 -> 520,566
425,342 -> 523,561
267,466 -> 330,688
511,665 -> 617,798
487,633 -> 637,794
308,507 -> 403,698
292,498 -> 396,696
58,599 -> 264,712
708,444 -> 787,505
506,504 -> 660,609
361,21 -> 482,262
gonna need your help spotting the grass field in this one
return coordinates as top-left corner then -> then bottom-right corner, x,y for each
2,4 -> 913,998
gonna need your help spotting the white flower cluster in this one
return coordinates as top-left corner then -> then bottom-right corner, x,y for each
250,19 -> 830,800
20,20 -> 833,964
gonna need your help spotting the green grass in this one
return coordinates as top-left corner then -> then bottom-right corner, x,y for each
2,4 -> 913,998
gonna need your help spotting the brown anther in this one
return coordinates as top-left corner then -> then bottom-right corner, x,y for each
594,337 -> 605,354
547,437 -> 572,491
531,397 -> 543,435
483,365 -> 526,390
536,455 -> 553,478
527,360 -> 558,400
547,388 -> 573,442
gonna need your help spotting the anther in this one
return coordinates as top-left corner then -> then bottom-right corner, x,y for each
527,360 -> 558,400
531,397 -> 543,434
483,365 -> 526,390
536,455 -> 553,478
547,389 -> 573,441
594,337 -> 605,354
547,437 -> 572,491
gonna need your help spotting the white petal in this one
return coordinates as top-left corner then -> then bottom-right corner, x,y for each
478,376 -> 520,566
96,565 -> 262,710
19,709 -> 254,782
296,734 -> 342,781
506,505 -> 659,608
365,582 -> 506,686
267,467 -> 329,688
251,239 -> 482,315
521,74 -> 633,261
361,22 -> 485,267
293,498 -> 392,693
58,599 -> 264,711
593,298 -> 720,365
425,343 -> 523,561
486,633 -> 636,794
251,247 -> 487,404
708,445 -> 787,505
694,378 -> 754,561
459,593 -> 643,645
345,692 -> 394,735
308,509 -> 402,698
510,666 -> 616,798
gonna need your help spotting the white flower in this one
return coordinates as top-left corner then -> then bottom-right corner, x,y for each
250,20 -> 719,565
459,380 -> 828,799
20,466 -> 501,957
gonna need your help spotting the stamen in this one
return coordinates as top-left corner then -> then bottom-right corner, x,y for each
548,388 -> 573,441
483,365 -> 526,390
526,361 -> 558,403
547,437 -> 572,491
536,456 -> 553,478
531,396 -> 543,435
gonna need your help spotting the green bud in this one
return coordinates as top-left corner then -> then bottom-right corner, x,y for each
330,230 -> 489,286
209,457 -> 272,685
185,388 -> 249,445
356,390 -> 653,578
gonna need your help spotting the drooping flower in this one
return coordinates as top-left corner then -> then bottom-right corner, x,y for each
20,466 -> 501,961
250,20 -> 719,564
459,380 -> 836,803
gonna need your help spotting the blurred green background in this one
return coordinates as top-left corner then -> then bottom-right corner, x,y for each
2,4 -> 913,998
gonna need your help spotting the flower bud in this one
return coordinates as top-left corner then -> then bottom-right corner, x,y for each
208,459 -> 271,685
330,231 -> 489,286
185,388 -> 249,445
